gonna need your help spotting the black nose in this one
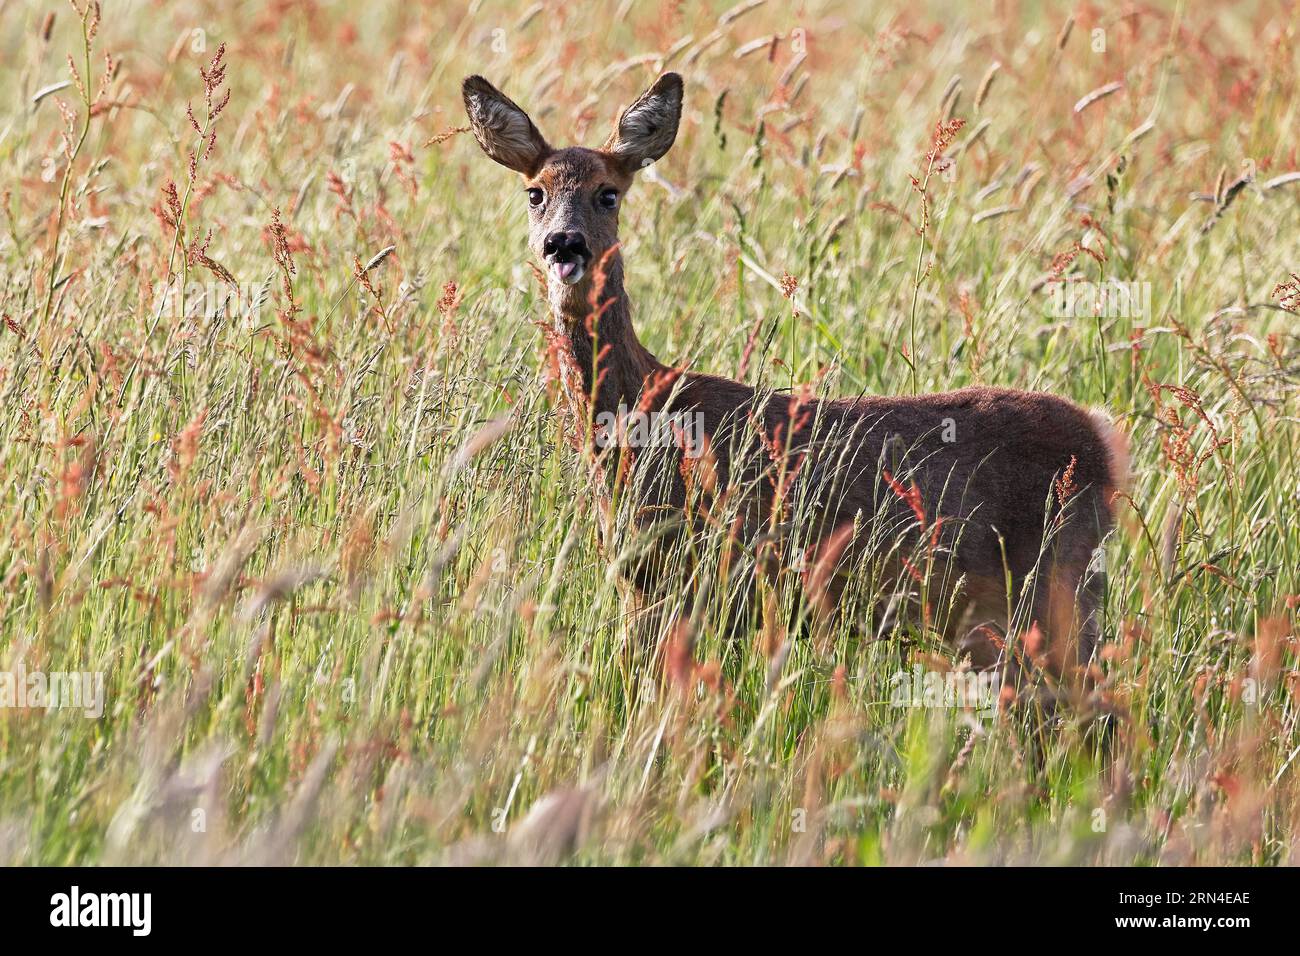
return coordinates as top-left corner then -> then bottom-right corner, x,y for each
543,231 -> 590,261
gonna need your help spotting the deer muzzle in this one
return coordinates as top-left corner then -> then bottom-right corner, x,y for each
543,231 -> 591,286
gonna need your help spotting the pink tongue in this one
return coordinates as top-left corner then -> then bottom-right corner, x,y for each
556,261 -> 576,279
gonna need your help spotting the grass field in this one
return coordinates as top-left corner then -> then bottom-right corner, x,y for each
1,0 -> 1298,865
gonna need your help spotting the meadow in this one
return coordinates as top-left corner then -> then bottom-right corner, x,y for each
0,0 -> 1297,865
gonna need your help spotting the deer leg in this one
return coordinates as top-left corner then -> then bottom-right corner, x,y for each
1075,548 -> 1106,672
937,590 -> 972,644
951,573 -> 1012,668
1030,489 -> 1111,687
951,571 -> 1056,713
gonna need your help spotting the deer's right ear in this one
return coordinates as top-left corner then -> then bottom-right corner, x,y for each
462,75 -> 550,176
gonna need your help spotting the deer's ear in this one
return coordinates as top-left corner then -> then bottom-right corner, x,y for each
604,73 -> 683,172
462,75 -> 551,176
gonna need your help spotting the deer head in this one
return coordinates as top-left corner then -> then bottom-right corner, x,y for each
462,72 -> 683,313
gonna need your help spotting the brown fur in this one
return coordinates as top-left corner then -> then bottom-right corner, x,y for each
463,73 -> 1126,685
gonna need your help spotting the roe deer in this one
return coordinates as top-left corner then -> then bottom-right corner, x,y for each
461,72 -> 1129,694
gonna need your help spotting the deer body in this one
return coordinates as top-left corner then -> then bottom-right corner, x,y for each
463,73 -> 1128,682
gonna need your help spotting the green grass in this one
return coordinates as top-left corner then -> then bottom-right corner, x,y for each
0,0 -> 1297,865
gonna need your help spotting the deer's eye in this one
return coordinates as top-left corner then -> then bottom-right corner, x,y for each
526,188 -> 544,207
597,188 -> 618,209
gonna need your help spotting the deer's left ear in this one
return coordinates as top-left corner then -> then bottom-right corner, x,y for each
604,73 -> 683,173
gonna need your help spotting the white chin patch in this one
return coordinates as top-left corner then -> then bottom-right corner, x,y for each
551,260 -> 585,286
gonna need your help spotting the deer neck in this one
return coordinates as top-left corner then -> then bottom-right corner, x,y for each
550,253 -> 664,419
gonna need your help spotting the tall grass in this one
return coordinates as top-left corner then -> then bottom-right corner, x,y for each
0,0 -> 1297,865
